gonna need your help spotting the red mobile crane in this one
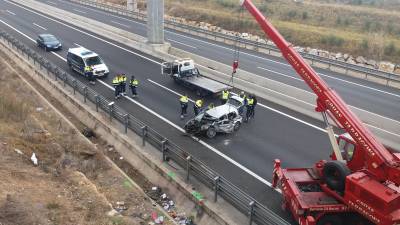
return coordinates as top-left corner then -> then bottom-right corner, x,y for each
240,0 -> 400,224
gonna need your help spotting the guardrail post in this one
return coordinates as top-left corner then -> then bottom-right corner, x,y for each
141,126 -> 147,146
124,114 -> 129,133
95,95 -> 100,112
72,80 -> 77,94
108,102 -> 114,121
161,139 -> 168,161
63,73 -> 67,87
186,156 -> 191,181
248,201 -> 255,225
83,87 -> 88,103
214,176 -> 220,202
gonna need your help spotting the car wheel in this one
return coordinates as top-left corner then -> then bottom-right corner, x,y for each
206,127 -> 216,138
234,121 -> 241,131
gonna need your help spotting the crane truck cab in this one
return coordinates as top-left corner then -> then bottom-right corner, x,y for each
162,58 -> 199,80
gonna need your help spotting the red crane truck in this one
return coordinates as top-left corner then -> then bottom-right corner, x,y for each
239,0 -> 400,224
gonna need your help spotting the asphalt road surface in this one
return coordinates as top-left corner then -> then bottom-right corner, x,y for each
1,0 -> 399,223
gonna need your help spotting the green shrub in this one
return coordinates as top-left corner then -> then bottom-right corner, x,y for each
321,35 -> 345,47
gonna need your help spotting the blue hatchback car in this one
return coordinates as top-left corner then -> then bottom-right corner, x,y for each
36,34 -> 62,51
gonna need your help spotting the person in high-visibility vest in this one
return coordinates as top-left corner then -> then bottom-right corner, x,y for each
112,74 -> 121,99
118,74 -> 127,96
221,89 -> 230,105
179,94 -> 189,119
193,99 -> 203,116
84,65 -> 95,85
208,103 -> 215,110
245,95 -> 255,122
238,91 -> 247,115
129,75 -> 139,97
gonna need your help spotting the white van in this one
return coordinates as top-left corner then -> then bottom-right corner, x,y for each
67,47 -> 109,78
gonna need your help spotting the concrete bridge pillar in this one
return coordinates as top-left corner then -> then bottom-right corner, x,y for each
127,0 -> 137,11
147,0 -> 164,44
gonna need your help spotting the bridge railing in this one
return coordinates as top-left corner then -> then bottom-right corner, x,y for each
0,30 -> 290,225
70,0 -> 400,85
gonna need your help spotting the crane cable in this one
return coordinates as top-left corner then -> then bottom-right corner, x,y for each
231,7 -> 244,87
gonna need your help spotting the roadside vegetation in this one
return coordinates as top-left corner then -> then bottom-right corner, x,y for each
107,0 -> 400,62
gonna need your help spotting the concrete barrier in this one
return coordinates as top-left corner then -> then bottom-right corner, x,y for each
13,0 -> 400,150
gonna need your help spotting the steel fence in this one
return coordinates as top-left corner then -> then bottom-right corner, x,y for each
70,0 -> 400,84
0,30 -> 290,225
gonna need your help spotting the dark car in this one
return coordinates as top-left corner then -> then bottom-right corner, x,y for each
36,34 -> 62,51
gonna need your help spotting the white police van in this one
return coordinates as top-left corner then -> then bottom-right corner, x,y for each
67,47 -> 109,78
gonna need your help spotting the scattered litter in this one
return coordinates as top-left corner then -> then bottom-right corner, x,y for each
107,209 -> 119,217
154,215 -> 164,224
167,171 -> 176,180
82,127 -> 95,138
115,201 -> 128,212
14,148 -> 23,155
119,156 -> 124,160
31,153 -> 38,166
108,147 -> 114,152
161,193 -> 167,199
36,107 -> 43,112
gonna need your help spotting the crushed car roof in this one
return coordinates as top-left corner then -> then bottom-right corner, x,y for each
205,104 -> 238,118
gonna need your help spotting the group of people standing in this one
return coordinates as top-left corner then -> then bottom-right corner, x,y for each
179,89 -> 257,122
112,74 -> 139,99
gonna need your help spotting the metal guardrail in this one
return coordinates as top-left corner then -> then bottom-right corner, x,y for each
0,31 -> 290,225
70,0 -> 400,84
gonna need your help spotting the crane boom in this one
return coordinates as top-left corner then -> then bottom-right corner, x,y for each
240,0 -> 399,181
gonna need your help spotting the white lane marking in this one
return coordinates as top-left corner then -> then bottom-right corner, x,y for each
148,79 -> 195,103
261,66 -> 400,99
258,66 -> 303,82
318,72 -> 400,98
149,78 -> 327,133
167,39 -> 197,49
73,9 -> 86,14
50,0 -> 400,100
47,1 -> 57,5
73,43 -> 81,47
6,10 -> 16,15
0,18 -> 281,195
5,0 -> 161,65
32,22 -> 47,30
110,20 -> 130,28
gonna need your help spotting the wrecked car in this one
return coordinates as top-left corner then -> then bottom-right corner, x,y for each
184,104 -> 243,138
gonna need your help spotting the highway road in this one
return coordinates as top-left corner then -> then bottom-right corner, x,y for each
39,0 -> 400,122
0,0 -> 398,223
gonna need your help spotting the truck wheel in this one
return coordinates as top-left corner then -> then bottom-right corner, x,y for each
323,161 -> 350,194
234,122 -> 241,131
317,214 -> 343,225
206,127 -> 216,138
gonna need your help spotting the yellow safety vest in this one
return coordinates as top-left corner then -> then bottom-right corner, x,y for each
222,91 -> 229,100
122,76 -> 127,82
84,66 -> 92,72
208,104 -> 215,109
195,100 -> 203,107
247,98 -> 254,106
180,96 -> 188,103
130,79 -> 139,86
112,77 -> 119,86
118,76 -> 124,84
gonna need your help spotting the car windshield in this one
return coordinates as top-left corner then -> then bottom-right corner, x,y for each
42,35 -> 58,42
226,98 -> 242,107
85,56 -> 103,66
